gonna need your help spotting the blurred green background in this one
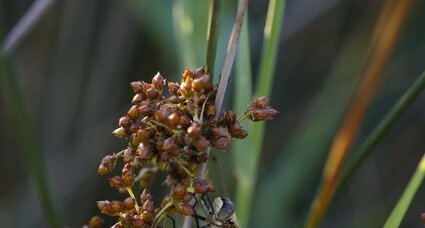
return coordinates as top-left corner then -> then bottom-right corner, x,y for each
1,0 -> 425,227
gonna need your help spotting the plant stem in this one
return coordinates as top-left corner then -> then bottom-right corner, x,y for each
383,153 -> 425,228
336,69 -> 425,198
204,0 -> 220,78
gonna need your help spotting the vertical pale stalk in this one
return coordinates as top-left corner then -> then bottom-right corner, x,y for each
383,154 -> 425,227
305,0 -> 414,227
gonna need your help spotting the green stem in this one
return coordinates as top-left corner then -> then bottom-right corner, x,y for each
383,154 -> 425,228
336,70 -> 425,197
205,0 -> 220,78
0,58 -> 62,227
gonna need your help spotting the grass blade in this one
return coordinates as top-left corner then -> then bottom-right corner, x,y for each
336,69 -> 425,199
383,154 -> 425,228
204,0 -> 220,78
306,1 -> 414,226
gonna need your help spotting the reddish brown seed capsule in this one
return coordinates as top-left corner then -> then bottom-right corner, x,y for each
142,199 -> 155,213
110,200 -> 123,214
168,82 -> 180,95
251,96 -> 270,109
146,87 -> 159,100
206,104 -> 216,117
167,113 -> 180,128
88,216 -> 104,228
192,74 -> 210,92
212,126 -> 229,138
130,81 -> 144,93
138,143 -> 153,159
154,109 -> 169,123
119,116 -> 131,129
97,200 -> 112,215
225,111 -> 237,124
173,185 -> 186,199
122,163 -> 135,185
128,105 -> 141,120
187,122 -> 201,138
123,197 -> 136,210
98,155 -> 117,175
112,127 -> 128,138
141,211 -> 153,223
152,72 -> 165,91
108,176 -> 124,188
211,137 -> 230,149
132,93 -> 144,104
194,136 -> 209,151
182,68 -> 193,80
138,103 -> 154,116
229,123 -> 248,139
249,107 -> 278,121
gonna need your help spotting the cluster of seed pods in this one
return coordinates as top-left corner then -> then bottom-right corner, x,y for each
87,67 -> 277,227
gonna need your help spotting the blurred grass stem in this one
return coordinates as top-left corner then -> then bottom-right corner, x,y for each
205,0 -> 220,78
305,0 -> 414,227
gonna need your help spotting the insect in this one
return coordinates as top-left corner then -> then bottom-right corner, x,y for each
193,194 -> 240,228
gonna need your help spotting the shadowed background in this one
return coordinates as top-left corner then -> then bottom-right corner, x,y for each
1,0 -> 425,227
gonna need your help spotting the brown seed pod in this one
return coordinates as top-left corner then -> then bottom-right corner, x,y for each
187,122 -> 201,138
152,72 -> 165,92
110,200 -> 123,214
98,155 -> 117,175
250,96 -> 270,109
128,105 -> 141,120
146,87 -> 159,100
249,107 -> 278,121
224,111 -> 237,124
123,197 -> 136,210
229,123 -> 248,139
179,203 -> 194,216
168,82 -> 180,95
108,176 -> 125,188
140,211 -> 153,223
112,127 -> 128,138
119,116 -> 131,129
194,136 -> 209,151
130,81 -> 144,93
192,74 -> 210,92
210,137 -> 230,149
122,163 -> 135,185
132,93 -> 145,104
88,216 -> 104,228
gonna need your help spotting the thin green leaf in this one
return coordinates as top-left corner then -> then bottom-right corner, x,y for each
383,154 -> 425,228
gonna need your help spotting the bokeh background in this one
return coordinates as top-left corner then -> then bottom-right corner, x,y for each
1,0 -> 425,227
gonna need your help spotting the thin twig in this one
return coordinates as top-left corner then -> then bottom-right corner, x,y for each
213,0 -> 249,121
1,0 -> 57,55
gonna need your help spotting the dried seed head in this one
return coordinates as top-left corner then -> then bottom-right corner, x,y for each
187,122 -> 201,138
128,105 -> 141,120
192,74 -> 210,92
194,136 -> 209,151
122,163 -> 135,185
152,72 -> 165,91
119,116 -> 131,129
142,199 -> 154,213
138,143 -> 153,159
154,109 -> 169,123
211,137 -> 230,149
168,82 -> 180,95
249,107 -> 278,121
123,197 -> 136,210
88,216 -> 104,228
179,203 -> 194,216
140,211 -> 153,223
167,113 -> 180,128
251,96 -> 270,109
225,111 -> 237,124
112,127 -> 128,138
212,126 -> 229,138
132,93 -> 144,104
108,176 -> 125,188
229,123 -> 248,139
130,81 -> 144,93
98,155 -> 117,175
97,200 -> 112,215
140,189 -> 151,204
110,200 -> 123,214
146,87 -> 159,100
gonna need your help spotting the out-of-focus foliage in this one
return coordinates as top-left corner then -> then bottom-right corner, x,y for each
1,0 -> 425,227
